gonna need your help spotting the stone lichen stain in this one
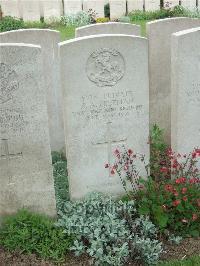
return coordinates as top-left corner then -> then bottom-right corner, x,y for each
0,63 -> 19,104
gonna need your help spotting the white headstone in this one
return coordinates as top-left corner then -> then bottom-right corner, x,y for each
0,43 -> 56,217
64,0 -> 82,14
147,18 -> 200,144
83,0 -> 105,17
20,0 -> 41,21
127,0 -> 144,12
0,0 -> 20,18
59,34 -> 149,200
42,0 -> 63,21
181,0 -> 197,10
75,22 -> 141,37
171,27 -> 200,154
163,0 -> 179,9
0,30 -> 64,152
145,0 -> 160,11
109,0 -> 126,19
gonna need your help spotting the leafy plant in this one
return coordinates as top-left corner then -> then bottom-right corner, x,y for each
56,192 -> 162,265
118,16 -> 131,23
0,209 -> 73,262
61,11 -> 92,27
52,151 -> 69,211
96,17 -> 110,23
0,16 -> 24,32
104,3 -> 110,18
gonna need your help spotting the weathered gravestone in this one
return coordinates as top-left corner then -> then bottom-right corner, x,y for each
75,22 -> 141,37
0,44 -> 56,217
59,34 -> 149,199
0,0 -> 20,18
42,0 -> 63,21
20,0 -> 41,21
145,0 -> 160,11
83,0 -> 105,18
181,0 -> 197,10
147,18 -> 200,144
0,29 -> 65,151
171,27 -> 200,154
127,0 -> 144,12
64,0 -> 82,14
109,0 -> 126,19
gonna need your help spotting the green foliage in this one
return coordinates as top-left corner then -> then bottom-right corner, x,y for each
0,16 -> 24,32
52,151 -> 69,211
129,6 -> 200,21
158,255 -> 200,266
136,177 -> 200,237
118,16 -> 131,23
56,192 -> 162,265
96,17 -> 110,23
104,3 -> 110,18
61,11 -> 92,27
150,124 -> 169,181
0,209 -> 73,262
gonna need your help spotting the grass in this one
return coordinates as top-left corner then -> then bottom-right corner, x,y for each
50,20 -> 151,41
158,256 -> 200,266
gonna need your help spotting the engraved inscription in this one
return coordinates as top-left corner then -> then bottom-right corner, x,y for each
92,122 -> 127,177
86,48 -> 125,87
186,83 -> 200,104
0,139 -> 22,185
0,108 -> 28,134
0,63 -> 19,104
73,90 -> 144,122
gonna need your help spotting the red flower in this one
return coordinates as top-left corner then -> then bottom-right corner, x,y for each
182,196 -> 187,201
128,149 -> 133,155
173,200 -> 181,207
110,169 -> 115,175
114,149 -> 120,155
173,191 -> 179,197
105,163 -> 109,168
164,184 -> 173,192
181,187 -> 187,194
160,167 -> 168,173
192,214 -> 198,221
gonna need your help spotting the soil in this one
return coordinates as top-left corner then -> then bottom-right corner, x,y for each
0,238 -> 199,266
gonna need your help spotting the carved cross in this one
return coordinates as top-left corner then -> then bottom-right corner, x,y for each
92,122 -> 127,177
0,139 -> 22,185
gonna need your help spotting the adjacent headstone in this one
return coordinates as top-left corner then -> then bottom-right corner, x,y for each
181,0 -> 197,10
75,22 -> 141,37
42,0 -> 63,21
20,0 -> 41,21
0,29 -> 64,152
147,18 -> 200,144
83,0 -> 105,17
59,34 -> 149,199
0,43 -> 56,217
109,0 -> 126,19
171,27 -> 200,154
127,0 -> 144,12
163,0 -> 179,9
0,0 -> 20,18
64,0 -> 82,14
145,0 -> 160,11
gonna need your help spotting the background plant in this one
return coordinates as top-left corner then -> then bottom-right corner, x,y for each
61,11 -> 92,27
52,151 -> 69,212
56,192 -> 162,265
0,209 -> 73,262
0,16 -> 24,31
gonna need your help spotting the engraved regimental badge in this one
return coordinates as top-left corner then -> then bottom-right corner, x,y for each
86,48 -> 125,87
0,63 -> 19,104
